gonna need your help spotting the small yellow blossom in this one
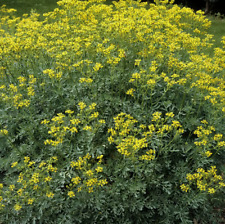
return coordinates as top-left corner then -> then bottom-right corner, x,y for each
83,126 -> 92,131
93,63 -> 103,72
78,102 -> 86,110
152,112 -> 162,122
46,192 -> 54,198
98,119 -> 106,124
95,166 -> 103,173
86,170 -> 94,177
28,198 -> 34,205
68,191 -> 75,198
11,162 -> 18,168
71,176 -> 81,185
134,59 -> 141,66
24,157 -> 30,163
180,184 -> 189,192
98,179 -> 108,187
9,185 -> 15,191
77,187 -> 82,192
89,103 -> 97,110
165,112 -> 174,118
0,129 -> 8,135
205,151 -> 212,157
208,188 -> 215,194
14,204 -> 22,211
214,134 -> 223,141
65,110 -> 74,114
126,88 -> 135,97
44,176 -> 52,182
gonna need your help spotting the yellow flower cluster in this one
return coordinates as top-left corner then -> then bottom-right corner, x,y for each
193,120 -> 225,157
0,156 -> 58,211
0,129 -> 8,136
0,0 -> 225,215
68,153 -> 107,195
43,69 -> 62,80
0,0 -> 224,116
43,102 -> 105,146
0,75 -> 36,109
108,112 -> 184,159
181,166 -> 225,194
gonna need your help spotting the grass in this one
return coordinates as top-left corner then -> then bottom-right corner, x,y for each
207,16 -> 225,54
0,0 -> 58,17
0,0 -> 113,18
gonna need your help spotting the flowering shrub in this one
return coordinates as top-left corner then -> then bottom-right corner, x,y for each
0,0 -> 225,223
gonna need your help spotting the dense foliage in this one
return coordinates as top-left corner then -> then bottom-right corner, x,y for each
0,0 -> 225,223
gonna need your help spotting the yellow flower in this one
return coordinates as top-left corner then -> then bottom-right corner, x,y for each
70,127 -> 78,133
134,59 -> 141,66
86,178 -> 97,187
98,119 -> 106,124
33,185 -> 38,190
11,162 -> 18,168
152,112 -> 162,122
0,129 -> 8,135
68,191 -> 75,198
17,188 -> 24,196
44,176 -> 52,182
71,176 -> 81,185
95,166 -> 103,173
9,185 -> 15,191
180,184 -> 189,192
93,63 -> 103,72
88,187 -> 94,193
214,134 -> 223,141
208,188 -> 215,194
97,155 -> 103,163
77,187 -> 82,192
28,161 -> 35,167
86,170 -> 94,177
201,120 -> 208,125
98,179 -> 108,187
126,88 -> 135,97
65,110 -> 74,114
89,103 -> 97,110
24,156 -> 30,163
41,119 -> 50,124
70,161 -> 76,168
90,112 -> 99,119
165,112 -> 174,118
28,198 -> 34,205
78,102 -> 86,110
83,126 -> 92,131
46,192 -> 54,198
108,136 -> 114,144
172,120 -> 182,128
205,151 -> 212,157
14,204 -> 22,211
147,79 -> 156,85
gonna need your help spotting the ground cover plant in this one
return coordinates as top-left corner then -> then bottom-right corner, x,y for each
0,0 -> 225,223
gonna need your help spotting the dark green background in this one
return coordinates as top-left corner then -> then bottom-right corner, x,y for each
0,0 -> 58,17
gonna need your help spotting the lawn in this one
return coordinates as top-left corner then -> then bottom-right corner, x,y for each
207,16 -> 225,54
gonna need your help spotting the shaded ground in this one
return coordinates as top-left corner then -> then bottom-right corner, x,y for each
0,0 -> 58,17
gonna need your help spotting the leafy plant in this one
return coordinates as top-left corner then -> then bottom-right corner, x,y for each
0,0 -> 225,223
